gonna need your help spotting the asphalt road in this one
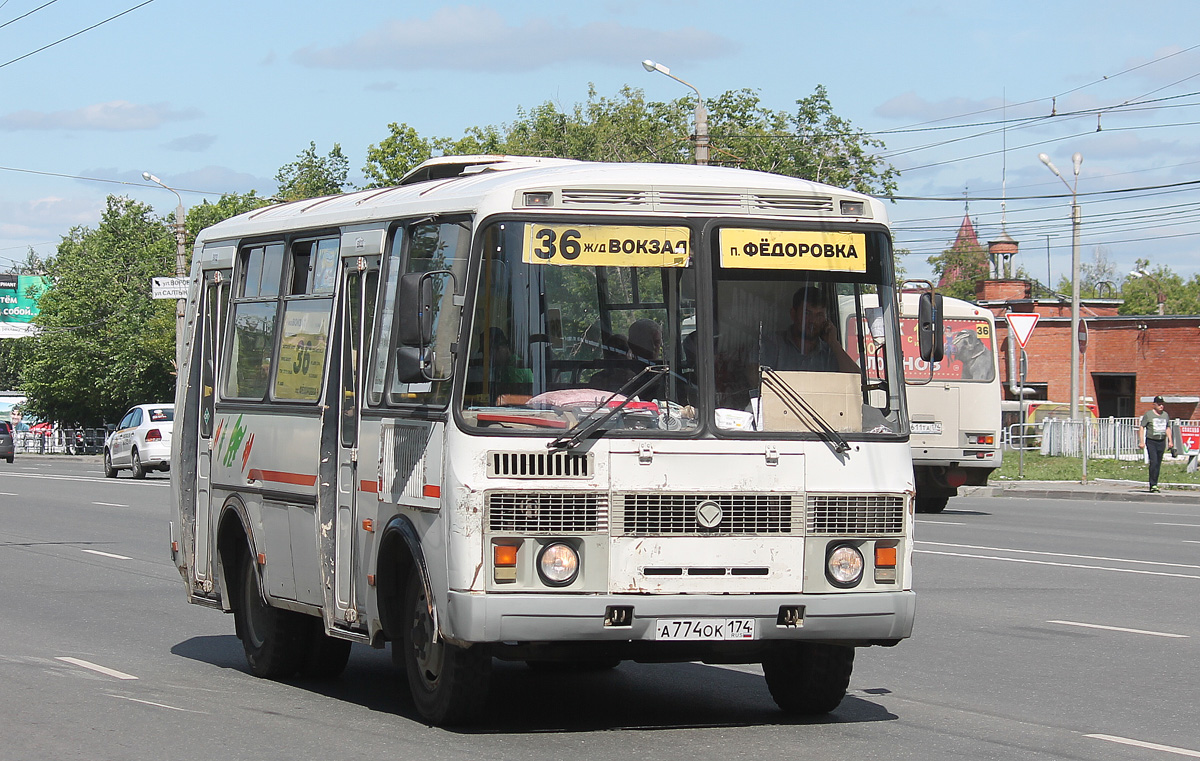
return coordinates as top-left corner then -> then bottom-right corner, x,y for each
1,457 -> 1197,760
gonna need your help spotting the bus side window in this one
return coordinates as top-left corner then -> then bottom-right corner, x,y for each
225,243 -> 284,399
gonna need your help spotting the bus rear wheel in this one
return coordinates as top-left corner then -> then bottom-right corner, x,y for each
762,642 -> 854,715
235,553 -> 307,679
400,573 -> 491,725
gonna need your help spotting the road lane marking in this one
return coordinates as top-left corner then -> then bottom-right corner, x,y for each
0,492 -> 17,496
916,520 -> 966,525
1086,734 -> 1200,758
107,694 -> 205,713
1155,522 -> 1200,528
1185,541 -> 1200,545
918,541 -> 1200,571
82,549 -> 131,560
0,472 -> 167,486
1141,512 -> 1200,517
1048,620 -> 1188,638
55,657 -> 138,680
915,550 -> 1200,580
91,502 -> 127,508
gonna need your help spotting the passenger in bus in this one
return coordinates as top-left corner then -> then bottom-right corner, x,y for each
586,334 -> 634,392
627,318 -> 665,399
760,286 -> 858,373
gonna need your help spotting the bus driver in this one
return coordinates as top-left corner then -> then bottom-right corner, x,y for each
760,286 -> 858,374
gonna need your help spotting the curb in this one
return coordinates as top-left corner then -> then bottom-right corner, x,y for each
978,485 -> 1200,505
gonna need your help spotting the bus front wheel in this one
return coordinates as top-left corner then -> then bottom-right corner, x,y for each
400,573 -> 491,725
915,494 -> 949,513
235,553 -> 307,679
762,642 -> 854,715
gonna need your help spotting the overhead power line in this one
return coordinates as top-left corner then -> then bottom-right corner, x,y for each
0,0 -> 157,71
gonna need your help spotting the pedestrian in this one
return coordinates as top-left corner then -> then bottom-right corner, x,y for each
1138,395 -> 1170,493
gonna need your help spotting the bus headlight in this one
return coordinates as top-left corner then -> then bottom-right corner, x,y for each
826,544 -> 864,588
537,542 -> 579,586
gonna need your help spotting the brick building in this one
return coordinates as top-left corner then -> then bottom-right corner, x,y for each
974,278 -> 1200,421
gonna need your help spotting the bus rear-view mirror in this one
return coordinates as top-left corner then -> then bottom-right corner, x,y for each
918,292 -> 944,362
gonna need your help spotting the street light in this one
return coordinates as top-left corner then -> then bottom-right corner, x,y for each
1039,151 -> 1083,420
1129,269 -> 1166,315
641,59 -> 708,165
142,171 -> 187,376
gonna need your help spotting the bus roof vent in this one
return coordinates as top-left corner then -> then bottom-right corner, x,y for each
560,188 -> 651,207
751,193 -> 835,214
656,189 -> 745,209
398,155 -> 580,186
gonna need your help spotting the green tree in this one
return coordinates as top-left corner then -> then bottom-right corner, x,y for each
186,191 -> 273,241
362,122 -> 437,188
361,85 -> 898,196
275,141 -> 350,201
927,241 -> 989,301
1119,258 -> 1200,315
20,196 -> 176,425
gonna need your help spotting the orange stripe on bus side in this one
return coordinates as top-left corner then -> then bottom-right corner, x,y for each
247,469 -> 318,487
360,480 -> 378,493
423,484 -> 440,498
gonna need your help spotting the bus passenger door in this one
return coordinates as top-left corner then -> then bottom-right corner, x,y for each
195,270 -> 230,592
334,261 -> 378,624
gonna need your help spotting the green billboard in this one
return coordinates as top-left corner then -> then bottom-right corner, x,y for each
0,275 -> 49,338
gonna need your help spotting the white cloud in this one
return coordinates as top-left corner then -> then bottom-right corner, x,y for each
292,6 -> 735,72
0,101 -> 201,132
163,133 -> 217,152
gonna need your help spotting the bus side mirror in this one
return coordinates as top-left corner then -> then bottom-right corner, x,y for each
398,272 -> 434,346
918,292 -> 944,362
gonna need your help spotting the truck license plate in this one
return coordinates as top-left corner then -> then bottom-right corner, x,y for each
654,618 -> 756,640
911,421 -> 942,434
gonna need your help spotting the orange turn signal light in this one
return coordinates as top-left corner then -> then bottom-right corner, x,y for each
875,546 -> 897,568
494,545 -> 518,567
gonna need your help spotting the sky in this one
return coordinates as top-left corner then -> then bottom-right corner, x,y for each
3,0 -> 1200,290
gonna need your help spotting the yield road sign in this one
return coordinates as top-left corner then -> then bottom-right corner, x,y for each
1007,312 -> 1039,349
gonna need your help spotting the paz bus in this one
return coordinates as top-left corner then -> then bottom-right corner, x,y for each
170,155 -> 934,725
850,294 -> 1002,513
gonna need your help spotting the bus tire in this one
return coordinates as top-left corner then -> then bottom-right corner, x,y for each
103,450 -> 117,478
235,553 -> 307,679
401,573 -> 490,725
762,642 -> 854,715
915,494 -> 949,514
130,448 -> 146,479
300,622 -> 353,680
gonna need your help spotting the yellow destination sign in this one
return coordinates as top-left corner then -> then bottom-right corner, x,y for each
523,224 -> 690,267
720,229 -> 867,272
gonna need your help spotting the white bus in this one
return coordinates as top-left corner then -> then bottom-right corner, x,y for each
171,156 -> 930,725
850,294 -> 1001,513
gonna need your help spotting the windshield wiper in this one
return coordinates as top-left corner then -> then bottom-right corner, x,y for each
760,368 -> 851,454
548,365 -> 668,451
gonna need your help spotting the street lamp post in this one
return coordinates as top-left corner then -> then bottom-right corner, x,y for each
142,171 -> 187,376
641,59 -> 708,165
1129,269 -> 1166,315
1039,152 -> 1083,421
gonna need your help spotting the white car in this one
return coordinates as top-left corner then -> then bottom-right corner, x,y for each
104,403 -> 174,478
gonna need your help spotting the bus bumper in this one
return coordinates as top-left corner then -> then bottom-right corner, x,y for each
445,590 -> 915,645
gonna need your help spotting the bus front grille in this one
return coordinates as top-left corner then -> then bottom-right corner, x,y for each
487,450 -> 593,479
487,492 -> 608,534
806,494 -> 906,535
613,493 -> 800,536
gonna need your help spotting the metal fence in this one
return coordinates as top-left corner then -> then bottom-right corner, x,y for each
14,428 -> 108,455
1007,417 -> 1197,461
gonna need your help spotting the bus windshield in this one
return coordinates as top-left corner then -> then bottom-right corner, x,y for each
462,220 -> 699,433
460,220 -> 904,438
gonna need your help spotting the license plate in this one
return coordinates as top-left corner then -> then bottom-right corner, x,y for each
911,422 -> 942,434
653,618 -> 756,640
